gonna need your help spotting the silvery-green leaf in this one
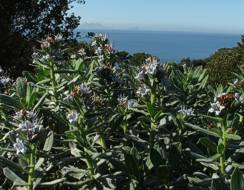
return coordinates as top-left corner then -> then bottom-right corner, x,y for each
43,131 -> 54,152
3,167 -> 27,186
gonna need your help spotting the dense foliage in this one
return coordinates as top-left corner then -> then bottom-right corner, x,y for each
0,0 -> 84,77
181,36 -> 244,84
0,34 -> 244,190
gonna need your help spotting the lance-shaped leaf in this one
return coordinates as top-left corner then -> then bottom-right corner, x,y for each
43,131 -> 54,152
0,156 -> 23,172
197,154 -> 221,163
225,133 -> 241,141
16,77 -> 27,98
3,167 -> 27,186
0,94 -> 21,108
185,123 -> 220,138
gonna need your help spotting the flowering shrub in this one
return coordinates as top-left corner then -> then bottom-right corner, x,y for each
0,34 -> 244,190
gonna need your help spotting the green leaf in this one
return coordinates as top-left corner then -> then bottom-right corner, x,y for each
87,60 -> 96,82
0,94 -> 21,108
217,142 -> 225,155
200,162 -> 219,171
211,178 -> 226,190
231,168 -> 244,190
146,102 -> 155,117
33,92 -> 48,111
197,137 -> 217,155
34,178 -> 42,189
96,135 -> 107,150
43,131 -> 54,152
3,167 -> 27,186
198,69 -> 206,81
36,78 -> 51,85
67,75 -> 80,86
197,154 -> 220,163
232,163 -> 244,170
199,75 -> 209,89
40,178 -> 66,186
129,108 -> 149,116
153,112 -> 166,121
54,69 -> 78,74
225,133 -> 241,141
201,115 -> 223,122
35,158 -> 45,170
26,83 -> 31,106
71,147 -> 82,157
124,152 -> 139,177
35,131 -> 53,169
185,123 -> 220,138
0,156 -> 23,172
150,148 -> 164,167
74,58 -> 83,70
16,77 -> 27,98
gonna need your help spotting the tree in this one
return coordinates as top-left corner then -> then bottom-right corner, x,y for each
206,48 -> 241,84
0,0 -> 84,77
237,35 -> 244,64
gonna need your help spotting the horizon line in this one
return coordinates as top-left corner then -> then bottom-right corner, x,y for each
76,27 -> 243,36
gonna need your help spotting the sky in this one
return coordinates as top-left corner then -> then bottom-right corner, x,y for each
72,0 -> 244,34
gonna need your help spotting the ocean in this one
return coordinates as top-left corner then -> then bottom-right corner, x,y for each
79,30 -> 241,63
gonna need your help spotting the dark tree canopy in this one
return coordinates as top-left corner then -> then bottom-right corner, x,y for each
0,0 -> 83,77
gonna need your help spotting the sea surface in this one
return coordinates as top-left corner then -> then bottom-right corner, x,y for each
78,29 -> 241,63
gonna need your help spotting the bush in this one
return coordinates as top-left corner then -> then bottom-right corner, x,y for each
0,34 -> 244,189
206,48 -> 241,84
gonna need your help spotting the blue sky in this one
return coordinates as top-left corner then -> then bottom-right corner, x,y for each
72,0 -> 244,34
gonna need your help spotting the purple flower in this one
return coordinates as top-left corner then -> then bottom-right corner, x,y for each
145,63 -> 158,75
127,99 -> 138,109
80,83 -> 91,95
136,85 -> 150,97
67,111 -> 78,124
178,106 -> 195,116
18,120 -> 42,139
117,96 -> 128,106
136,70 -> 146,81
0,76 -> 10,86
13,138 -> 26,155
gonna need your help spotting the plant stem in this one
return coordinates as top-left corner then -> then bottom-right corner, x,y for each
219,121 -> 227,177
123,121 -> 128,134
27,145 -> 35,190
150,83 -> 157,130
220,156 -> 225,176
50,61 -> 58,103
220,136 -> 226,176
149,129 -> 155,151
149,82 -> 157,149
150,86 -> 156,107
